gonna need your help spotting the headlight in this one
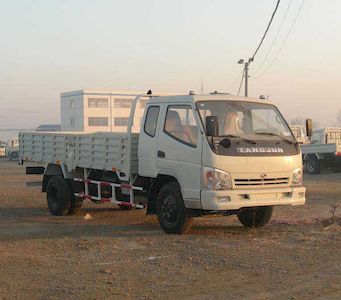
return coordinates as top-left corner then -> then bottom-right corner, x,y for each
202,167 -> 232,191
292,168 -> 303,186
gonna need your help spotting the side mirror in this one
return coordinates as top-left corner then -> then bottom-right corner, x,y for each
306,119 -> 313,138
205,116 -> 219,137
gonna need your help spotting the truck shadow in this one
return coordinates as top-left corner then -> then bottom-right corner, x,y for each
0,206 -> 161,242
0,207 -> 330,241
0,206 -> 139,220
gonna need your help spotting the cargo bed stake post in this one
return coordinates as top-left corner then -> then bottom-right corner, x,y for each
111,184 -> 116,202
83,168 -> 89,196
127,94 -> 145,204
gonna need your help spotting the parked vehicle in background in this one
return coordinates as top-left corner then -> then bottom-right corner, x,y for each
6,139 -> 19,161
0,141 -> 6,157
20,92 -> 306,234
290,125 -> 309,144
301,127 -> 341,174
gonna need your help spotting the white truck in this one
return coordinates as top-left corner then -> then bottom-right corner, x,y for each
20,93 -> 306,234
0,141 -> 5,157
290,125 -> 309,144
5,139 -> 19,160
301,127 -> 341,174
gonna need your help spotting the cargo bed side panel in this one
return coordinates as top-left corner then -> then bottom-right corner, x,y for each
19,132 -> 139,175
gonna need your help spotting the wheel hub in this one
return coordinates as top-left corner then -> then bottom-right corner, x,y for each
161,195 -> 178,223
307,161 -> 315,172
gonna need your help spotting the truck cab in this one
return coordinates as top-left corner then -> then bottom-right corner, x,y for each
138,94 -> 305,233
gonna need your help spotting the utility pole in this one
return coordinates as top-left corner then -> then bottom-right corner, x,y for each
244,61 -> 249,97
238,59 -> 252,97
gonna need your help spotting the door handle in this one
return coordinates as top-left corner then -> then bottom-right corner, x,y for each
157,150 -> 165,158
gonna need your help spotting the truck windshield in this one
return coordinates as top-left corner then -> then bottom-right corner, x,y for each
196,100 -> 295,142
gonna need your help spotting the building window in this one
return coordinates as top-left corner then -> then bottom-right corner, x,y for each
144,106 -> 160,137
70,117 -> 75,126
88,117 -> 108,126
114,117 -> 129,126
114,98 -> 132,108
88,98 -> 109,108
70,99 -> 75,108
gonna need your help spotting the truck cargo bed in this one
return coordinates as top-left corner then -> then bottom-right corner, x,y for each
300,143 -> 341,154
19,132 -> 139,175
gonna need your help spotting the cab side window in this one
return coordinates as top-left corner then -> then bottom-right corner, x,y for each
164,105 -> 198,147
144,106 -> 160,137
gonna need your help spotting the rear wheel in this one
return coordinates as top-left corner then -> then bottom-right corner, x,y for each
305,157 -> 321,174
46,176 -> 72,216
156,182 -> 193,234
237,206 -> 273,228
68,196 -> 83,215
331,165 -> 341,173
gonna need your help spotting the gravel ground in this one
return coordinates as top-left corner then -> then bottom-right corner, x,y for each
0,159 -> 340,300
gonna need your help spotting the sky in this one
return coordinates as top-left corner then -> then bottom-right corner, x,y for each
0,0 -> 341,129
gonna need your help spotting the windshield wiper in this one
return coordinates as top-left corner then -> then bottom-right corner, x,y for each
220,134 -> 257,145
255,132 -> 295,144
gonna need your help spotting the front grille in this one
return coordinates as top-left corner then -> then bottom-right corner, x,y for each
234,177 -> 289,187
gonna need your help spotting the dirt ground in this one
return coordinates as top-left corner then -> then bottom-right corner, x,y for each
0,160 -> 340,300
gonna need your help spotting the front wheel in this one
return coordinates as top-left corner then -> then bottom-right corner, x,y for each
237,206 -> 273,228
156,182 -> 193,234
305,157 -> 321,174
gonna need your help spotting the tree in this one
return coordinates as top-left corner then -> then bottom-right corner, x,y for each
289,117 -> 305,125
289,116 -> 320,129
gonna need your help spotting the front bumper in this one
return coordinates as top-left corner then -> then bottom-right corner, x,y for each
200,186 -> 306,211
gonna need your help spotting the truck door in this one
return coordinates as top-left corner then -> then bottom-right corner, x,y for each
138,105 -> 161,178
157,104 -> 202,207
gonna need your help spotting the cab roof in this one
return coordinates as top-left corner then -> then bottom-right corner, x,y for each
148,93 -> 272,105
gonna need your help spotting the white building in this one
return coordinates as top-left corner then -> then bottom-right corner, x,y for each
61,89 -> 155,133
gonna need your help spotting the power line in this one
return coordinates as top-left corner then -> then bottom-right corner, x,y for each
254,0 -> 305,78
237,69 -> 244,96
252,0 -> 293,77
250,0 -> 281,62
237,69 -> 245,96
237,0 -> 281,96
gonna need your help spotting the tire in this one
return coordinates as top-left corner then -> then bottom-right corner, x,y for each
305,157 -> 321,174
156,182 -> 193,234
46,176 -> 72,216
68,196 -> 83,215
237,206 -> 273,228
